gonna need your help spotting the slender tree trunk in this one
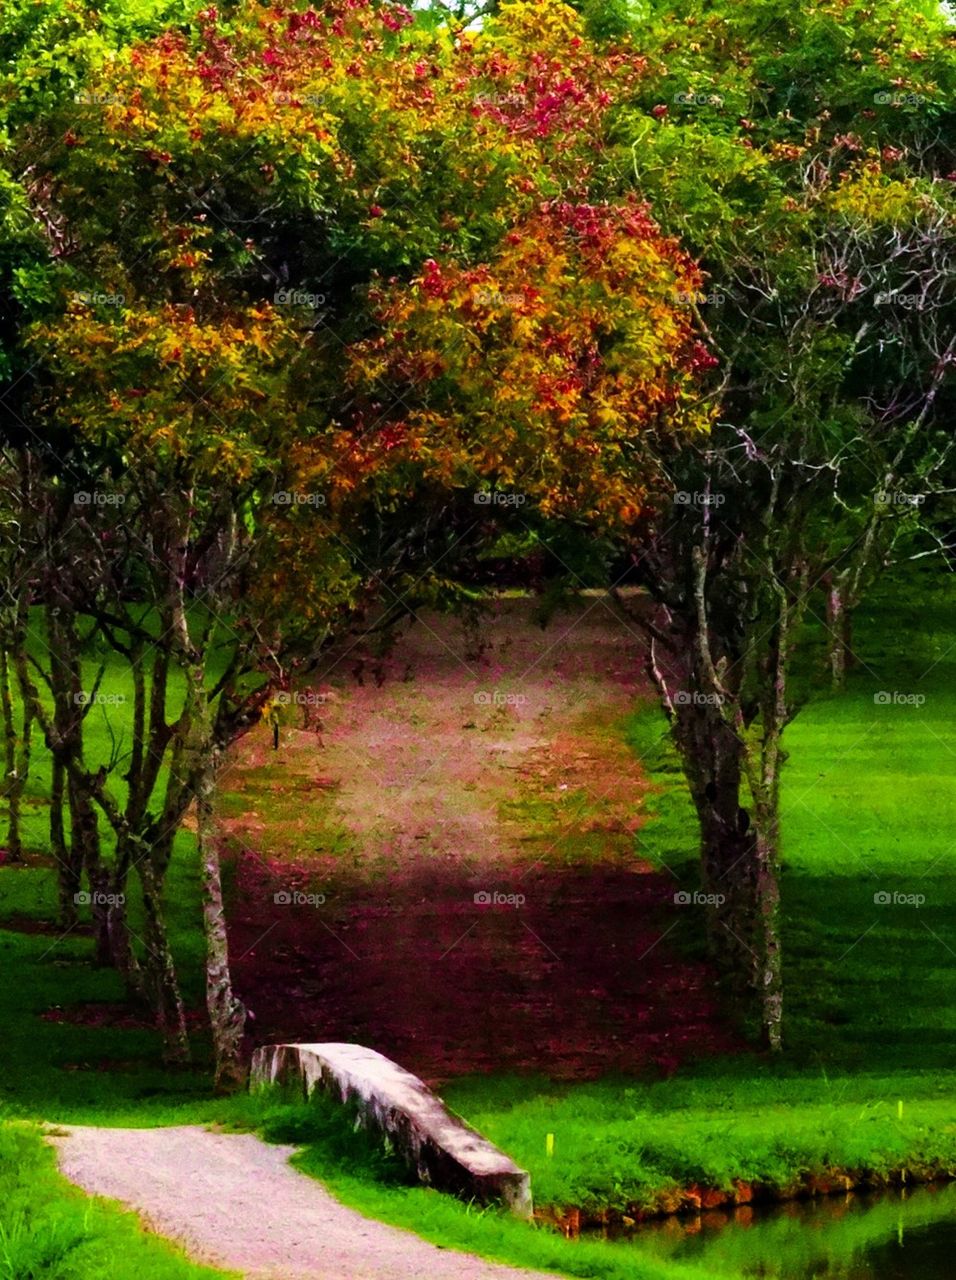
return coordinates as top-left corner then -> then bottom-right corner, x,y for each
43,605 -> 107,938
695,773 -> 784,1050
197,750 -> 247,1090
668,697 -> 785,1049
670,699 -> 756,988
12,694 -> 33,859
106,884 -> 140,994
50,757 -> 82,928
138,858 -> 191,1064
826,580 -> 853,691
0,644 -> 27,862
69,776 -> 110,965
101,839 -> 142,998
752,817 -> 783,1052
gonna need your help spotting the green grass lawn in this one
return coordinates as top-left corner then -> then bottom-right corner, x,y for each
0,1123 -> 233,1280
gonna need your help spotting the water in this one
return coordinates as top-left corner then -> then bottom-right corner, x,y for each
601,1182 -> 956,1278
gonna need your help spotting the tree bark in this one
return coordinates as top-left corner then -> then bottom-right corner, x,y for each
752,818 -> 783,1052
666,692 -> 785,1049
826,579 -> 854,691
101,839 -> 142,999
0,644 -> 26,862
197,750 -> 247,1091
50,757 -> 82,928
137,857 -> 191,1064
66,778 -> 111,964
668,696 -> 756,987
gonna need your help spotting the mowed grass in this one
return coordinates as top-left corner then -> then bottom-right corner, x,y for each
0,860 -> 227,1122
0,1123 -> 233,1280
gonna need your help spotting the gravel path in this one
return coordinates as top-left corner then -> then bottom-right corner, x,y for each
51,1125 -> 559,1280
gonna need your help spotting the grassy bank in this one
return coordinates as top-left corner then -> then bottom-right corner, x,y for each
0,1123 -> 232,1280
447,1071 -> 956,1217
244,1078 -> 956,1280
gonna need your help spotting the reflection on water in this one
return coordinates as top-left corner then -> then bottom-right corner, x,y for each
602,1181 -> 956,1279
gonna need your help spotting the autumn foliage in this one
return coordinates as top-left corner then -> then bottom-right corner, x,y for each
350,197 -> 713,524
29,0 -> 711,552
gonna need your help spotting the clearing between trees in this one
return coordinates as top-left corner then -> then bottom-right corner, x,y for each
219,598 -> 738,1081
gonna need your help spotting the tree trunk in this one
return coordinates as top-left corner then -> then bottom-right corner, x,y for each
101,841 -> 142,999
671,698 -> 755,986
669,697 -> 784,1049
0,645 -> 31,865
106,886 -> 141,996
69,776 -> 110,965
752,818 -> 783,1052
197,752 -> 247,1091
138,858 -> 191,1064
51,755 -> 82,929
698,784 -> 784,1051
826,580 -> 854,691
11,694 -> 33,860
0,650 -> 23,860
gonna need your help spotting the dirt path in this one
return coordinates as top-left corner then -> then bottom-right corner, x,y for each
219,596 -> 648,872
52,1125 -> 558,1280
217,597 -> 739,1082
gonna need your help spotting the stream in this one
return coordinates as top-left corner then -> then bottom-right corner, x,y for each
597,1181 -> 956,1278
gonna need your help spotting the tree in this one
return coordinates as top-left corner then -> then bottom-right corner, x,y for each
604,0 -> 956,1047
349,196 -> 713,519
3,0 -> 682,1082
